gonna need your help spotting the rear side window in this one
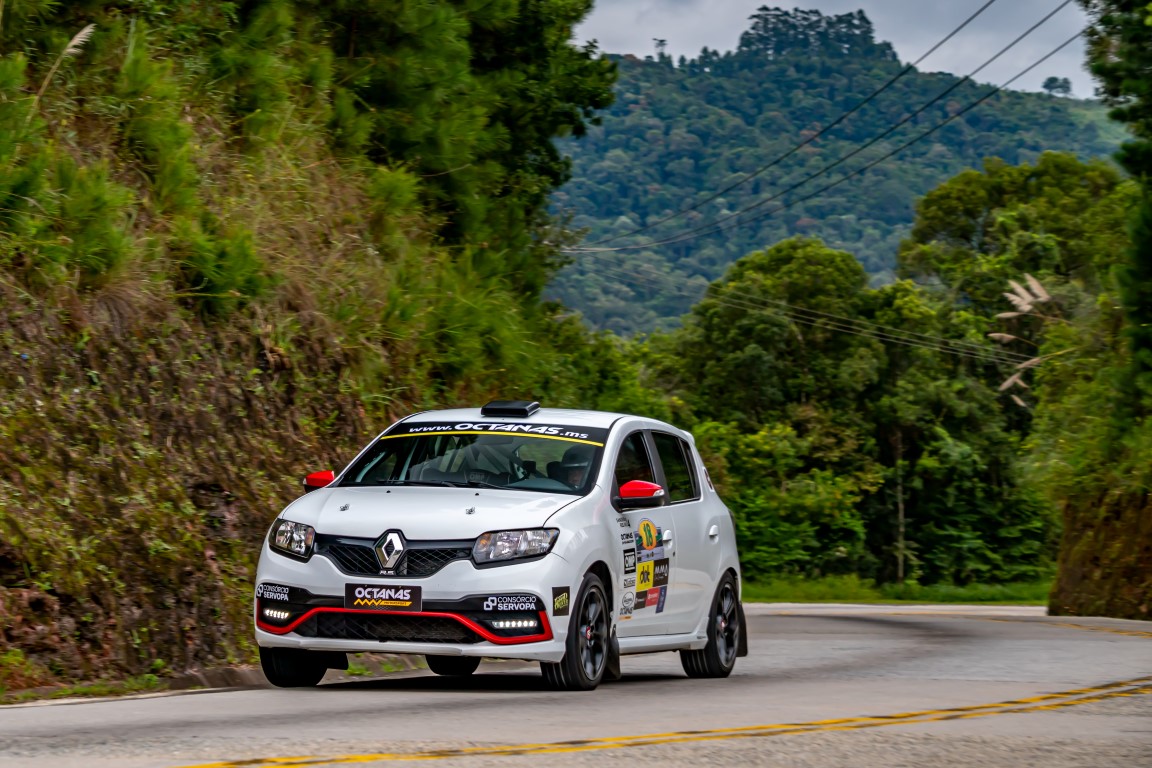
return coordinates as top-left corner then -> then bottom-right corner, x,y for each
653,432 -> 699,502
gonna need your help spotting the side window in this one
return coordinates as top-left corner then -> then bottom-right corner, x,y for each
653,432 -> 699,502
614,431 -> 656,488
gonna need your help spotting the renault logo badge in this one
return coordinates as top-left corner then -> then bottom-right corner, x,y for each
375,531 -> 405,574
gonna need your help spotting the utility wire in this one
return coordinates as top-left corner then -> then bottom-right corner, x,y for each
584,261 -> 1032,366
572,0 -> 1078,254
588,0 -> 1003,246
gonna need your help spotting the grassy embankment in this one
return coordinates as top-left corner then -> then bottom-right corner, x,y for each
743,576 -> 1051,604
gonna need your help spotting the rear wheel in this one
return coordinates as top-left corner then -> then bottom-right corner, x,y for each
541,572 -> 609,691
426,655 -> 481,676
259,647 -> 337,688
680,574 -> 741,679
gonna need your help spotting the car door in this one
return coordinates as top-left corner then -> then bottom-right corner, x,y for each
651,430 -> 716,626
612,430 -> 689,636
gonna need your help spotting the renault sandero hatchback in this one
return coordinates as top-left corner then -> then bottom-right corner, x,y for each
254,400 -> 746,690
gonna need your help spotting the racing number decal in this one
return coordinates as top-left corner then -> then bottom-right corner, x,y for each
637,519 -> 658,550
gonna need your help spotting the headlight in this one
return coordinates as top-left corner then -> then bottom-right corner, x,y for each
472,529 -> 559,564
269,519 -> 315,559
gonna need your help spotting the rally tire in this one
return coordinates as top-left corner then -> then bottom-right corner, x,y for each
426,655 -> 482,676
259,647 -> 331,688
541,571 -> 610,691
680,573 -> 741,679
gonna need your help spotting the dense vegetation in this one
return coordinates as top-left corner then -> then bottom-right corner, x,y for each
1039,0 -> 1152,618
0,0 -> 653,689
553,7 -> 1126,333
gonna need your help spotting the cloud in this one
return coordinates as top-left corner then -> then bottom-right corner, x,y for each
577,1 -> 1094,96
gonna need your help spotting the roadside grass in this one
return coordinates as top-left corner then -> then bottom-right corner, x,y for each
0,674 -> 166,705
742,575 -> 1051,605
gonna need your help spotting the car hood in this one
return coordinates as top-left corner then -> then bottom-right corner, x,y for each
277,486 -> 581,540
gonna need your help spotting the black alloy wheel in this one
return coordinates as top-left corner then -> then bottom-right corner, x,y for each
681,574 -> 741,678
259,647 -> 342,688
541,571 -> 609,690
425,655 -> 482,676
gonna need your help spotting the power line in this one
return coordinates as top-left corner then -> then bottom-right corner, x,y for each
588,0 -> 1004,247
583,261 -> 1032,366
672,29 -> 1085,247
572,0 -> 1078,254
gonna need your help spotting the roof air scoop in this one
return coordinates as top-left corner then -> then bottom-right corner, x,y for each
481,400 -> 541,418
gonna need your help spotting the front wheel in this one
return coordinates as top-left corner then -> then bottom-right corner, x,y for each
541,571 -> 610,691
426,655 -> 481,676
259,647 -> 336,688
680,573 -> 741,679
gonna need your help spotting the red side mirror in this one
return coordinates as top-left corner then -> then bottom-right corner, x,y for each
303,470 -> 335,492
616,480 -> 665,509
620,480 -> 664,499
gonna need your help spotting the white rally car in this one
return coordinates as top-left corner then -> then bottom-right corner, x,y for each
254,401 -> 746,690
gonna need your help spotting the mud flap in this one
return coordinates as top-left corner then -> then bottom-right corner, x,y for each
737,601 -> 749,657
604,628 -> 622,681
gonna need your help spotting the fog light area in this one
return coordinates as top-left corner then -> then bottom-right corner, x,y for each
263,607 -> 292,621
490,619 -> 538,629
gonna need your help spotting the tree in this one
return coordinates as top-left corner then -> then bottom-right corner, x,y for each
1042,76 -> 1072,96
646,237 -> 1052,584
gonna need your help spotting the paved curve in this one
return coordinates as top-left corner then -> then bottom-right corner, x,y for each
1,605 -> 1150,768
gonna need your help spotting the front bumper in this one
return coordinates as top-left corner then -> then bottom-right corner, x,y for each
253,546 -> 575,663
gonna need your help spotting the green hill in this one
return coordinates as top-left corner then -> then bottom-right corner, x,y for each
552,7 -> 1127,333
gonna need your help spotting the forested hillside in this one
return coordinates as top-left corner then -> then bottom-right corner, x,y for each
0,0 -> 650,689
553,7 -> 1125,333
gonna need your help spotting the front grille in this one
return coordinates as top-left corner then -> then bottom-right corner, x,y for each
403,546 -> 472,576
326,544 -> 380,575
317,536 -> 472,577
296,612 -> 482,644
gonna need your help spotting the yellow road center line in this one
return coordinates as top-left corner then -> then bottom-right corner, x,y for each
179,676 -> 1152,768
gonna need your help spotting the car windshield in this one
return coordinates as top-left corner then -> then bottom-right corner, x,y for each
339,421 -> 609,496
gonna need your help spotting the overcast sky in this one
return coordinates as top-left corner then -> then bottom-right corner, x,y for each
577,1 -> 1095,97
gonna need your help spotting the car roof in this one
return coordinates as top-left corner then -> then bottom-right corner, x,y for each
401,407 -> 633,431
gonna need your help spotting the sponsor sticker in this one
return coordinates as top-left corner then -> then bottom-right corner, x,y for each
620,531 -> 635,546
637,519 -> 659,551
345,584 -> 422,612
636,561 -> 655,590
637,546 -> 664,563
634,590 -> 648,610
256,583 -> 290,602
623,550 -> 637,574
552,587 -> 571,616
617,517 -> 630,529
483,595 -> 540,612
621,592 -> 635,610
653,558 -> 670,588
655,586 -> 668,614
622,576 -> 636,589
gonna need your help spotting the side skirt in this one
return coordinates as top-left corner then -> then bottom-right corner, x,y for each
618,631 -> 708,655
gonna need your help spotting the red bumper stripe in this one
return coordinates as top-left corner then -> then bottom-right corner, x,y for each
256,607 -> 553,645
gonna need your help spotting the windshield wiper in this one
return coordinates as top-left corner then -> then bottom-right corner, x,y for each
374,479 -> 462,488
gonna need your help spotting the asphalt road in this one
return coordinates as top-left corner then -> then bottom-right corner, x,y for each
2,605 -> 1150,768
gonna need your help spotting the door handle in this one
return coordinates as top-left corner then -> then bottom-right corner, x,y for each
708,524 -> 719,540
662,529 -> 673,545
